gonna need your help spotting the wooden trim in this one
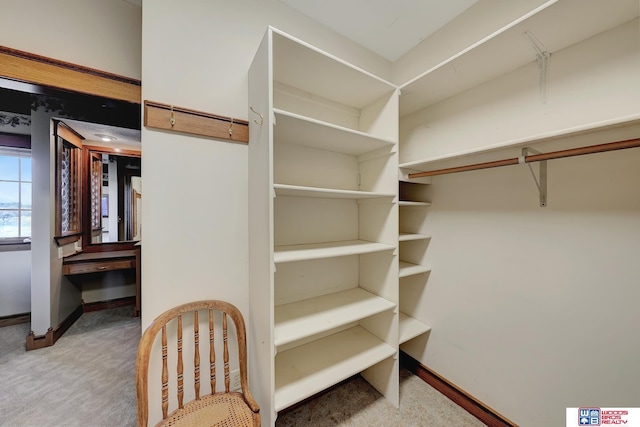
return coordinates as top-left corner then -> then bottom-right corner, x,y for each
0,312 -> 30,328
83,296 -> 136,313
83,144 -> 141,157
0,46 -> 141,104
53,304 -> 84,342
54,232 -> 82,247
26,328 -> 54,351
82,241 -> 139,253
25,304 -> 84,351
400,352 -> 518,427
144,100 -> 249,144
54,120 -> 83,240
56,122 -> 84,149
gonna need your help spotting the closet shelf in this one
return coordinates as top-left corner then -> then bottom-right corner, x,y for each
399,312 -> 432,344
274,183 -> 394,200
399,115 -> 640,172
274,288 -> 396,348
399,261 -> 432,278
274,240 -> 395,264
272,28 -> 396,110
399,201 -> 431,207
398,0 -> 636,116
274,109 -> 395,155
399,232 -> 431,242
274,326 -> 396,411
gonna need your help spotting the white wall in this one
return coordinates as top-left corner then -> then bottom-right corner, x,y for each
0,250 -> 30,316
0,0 -> 142,79
30,109 -> 83,333
416,135 -> 640,426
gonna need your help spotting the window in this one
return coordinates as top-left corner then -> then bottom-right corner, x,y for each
0,147 -> 31,243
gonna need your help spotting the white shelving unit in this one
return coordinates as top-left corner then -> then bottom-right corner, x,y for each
274,240 -> 394,264
399,261 -> 431,278
249,27 -> 400,424
399,312 -> 432,345
399,200 -> 432,208
274,287 -> 396,348
274,184 -> 394,200
398,180 -> 432,349
399,232 -> 431,242
274,326 -> 397,412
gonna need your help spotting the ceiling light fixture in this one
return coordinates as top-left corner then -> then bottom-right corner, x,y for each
95,134 -> 117,142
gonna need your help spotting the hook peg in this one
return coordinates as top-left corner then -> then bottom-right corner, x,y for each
250,106 -> 264,125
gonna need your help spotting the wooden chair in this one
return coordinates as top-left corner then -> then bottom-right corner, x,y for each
136,300 -> 260,426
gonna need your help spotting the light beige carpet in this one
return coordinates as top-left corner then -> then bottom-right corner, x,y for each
276,368 -> 485,427
0,307 -> 140,427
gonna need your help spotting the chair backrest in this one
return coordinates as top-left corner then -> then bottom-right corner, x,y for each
136,300 -> 259,426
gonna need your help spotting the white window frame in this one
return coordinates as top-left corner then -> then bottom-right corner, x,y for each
0,146 -> 31,245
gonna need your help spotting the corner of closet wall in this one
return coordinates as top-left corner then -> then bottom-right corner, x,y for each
390,0 -> 554,86
248,26 -> 401,424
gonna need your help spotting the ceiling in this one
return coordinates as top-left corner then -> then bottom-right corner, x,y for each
122,0 -> 477,61
279,0 -> 478,61
64,119 -> 141,148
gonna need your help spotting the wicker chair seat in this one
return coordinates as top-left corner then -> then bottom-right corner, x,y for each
158,392 -> 255,427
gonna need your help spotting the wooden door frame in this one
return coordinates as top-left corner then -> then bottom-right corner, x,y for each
0,45 -> 141,103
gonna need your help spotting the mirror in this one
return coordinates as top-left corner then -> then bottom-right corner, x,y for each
88,149 -> 141,244
61,118 -> 141,246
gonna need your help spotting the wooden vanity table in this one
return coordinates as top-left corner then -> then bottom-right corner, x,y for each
62,248 -> 141,316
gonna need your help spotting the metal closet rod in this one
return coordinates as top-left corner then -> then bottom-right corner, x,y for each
408,137 -> 640,179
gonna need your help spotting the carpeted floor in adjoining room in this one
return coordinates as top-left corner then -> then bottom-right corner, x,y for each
0,307 -> 484,427
0,306 -> 140,427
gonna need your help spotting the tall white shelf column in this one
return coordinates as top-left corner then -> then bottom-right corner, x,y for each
397,174 -> 433,359
249,27 -> 400,425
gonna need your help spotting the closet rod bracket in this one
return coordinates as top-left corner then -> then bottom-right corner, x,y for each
521,147 -> 547,207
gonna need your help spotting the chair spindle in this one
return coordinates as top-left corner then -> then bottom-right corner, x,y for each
194,311 -> 200,400
177,315 -> 184,409
161,325 -> 168,419
223,312 -> 230,392
209,309 -> 216,394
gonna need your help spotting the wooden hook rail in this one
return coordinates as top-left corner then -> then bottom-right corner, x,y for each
408,137 -> 640,179
144,100 -> 249,144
